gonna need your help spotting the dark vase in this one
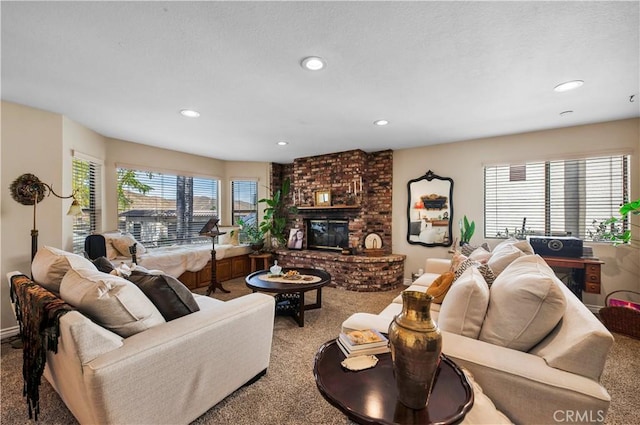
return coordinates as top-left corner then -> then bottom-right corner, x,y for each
388,291 -> 442,410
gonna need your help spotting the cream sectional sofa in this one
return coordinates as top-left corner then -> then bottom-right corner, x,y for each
8,246 -> 275,425
344,245 -> 614,425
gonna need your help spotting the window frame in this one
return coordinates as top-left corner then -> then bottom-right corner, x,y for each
72,152 -> 103,254
484,154 -> 630,242
116,166 -> 220,248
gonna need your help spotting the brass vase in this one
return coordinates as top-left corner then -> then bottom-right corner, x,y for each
388,291 -> 442,410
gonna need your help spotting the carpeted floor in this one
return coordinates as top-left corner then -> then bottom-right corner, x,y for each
1,278 -> 639,424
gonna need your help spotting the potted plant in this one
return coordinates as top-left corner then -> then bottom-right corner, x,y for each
459,215 -> 475,245
237,217 -> 265,253
259,178 -> 298,248
589,198 -> 640,248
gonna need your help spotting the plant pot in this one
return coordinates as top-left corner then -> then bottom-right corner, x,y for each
250,241 -> 265,253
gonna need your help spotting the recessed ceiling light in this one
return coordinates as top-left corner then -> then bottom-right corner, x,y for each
301,56 -> 326,71
180,109 -> 200,118
560,110 -> 574,116
374,120 -> 389,126
554,80 -> 584,92
277,141 -> 289,146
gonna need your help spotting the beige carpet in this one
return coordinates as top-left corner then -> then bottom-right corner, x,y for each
1,279 -> 638,424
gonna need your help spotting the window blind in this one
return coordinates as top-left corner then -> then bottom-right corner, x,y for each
117,168 -> 219,247
484,155 -> 629,240
231,180 -> 258,242
72,156 -> 102,253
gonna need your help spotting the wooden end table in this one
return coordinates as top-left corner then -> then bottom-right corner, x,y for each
245,268 -> 331,327
314,340 -> 474,425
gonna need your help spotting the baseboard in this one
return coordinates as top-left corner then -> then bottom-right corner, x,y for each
584,303 -> 603,314
1,326 -> 20,340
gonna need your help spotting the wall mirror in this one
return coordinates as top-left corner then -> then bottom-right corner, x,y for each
407,170 -> 454,247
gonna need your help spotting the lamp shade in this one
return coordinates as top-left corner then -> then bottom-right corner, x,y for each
67,199 -> 83,216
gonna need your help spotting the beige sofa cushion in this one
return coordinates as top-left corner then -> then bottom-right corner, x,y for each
479,255 -> 567,351
529,281 -> 614,380
487,239 -> 534,275
438,267 -> 490,339
61,267 -> 165,337
31,246 -> 96,293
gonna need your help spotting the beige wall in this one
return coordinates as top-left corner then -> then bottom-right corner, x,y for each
393,118 -> 640,309
1,101 -> 270,335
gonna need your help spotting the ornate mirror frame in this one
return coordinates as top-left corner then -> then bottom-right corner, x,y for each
406,170 -> 454,247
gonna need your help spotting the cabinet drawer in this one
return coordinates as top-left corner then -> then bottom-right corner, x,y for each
585,264 -> 601,284
585,282 -> 601,294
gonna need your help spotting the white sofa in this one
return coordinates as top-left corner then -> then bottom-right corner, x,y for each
344,253 -> 614,424
8,248 -> 275,424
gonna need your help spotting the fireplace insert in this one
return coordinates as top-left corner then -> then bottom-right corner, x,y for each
306,219 -> 349,252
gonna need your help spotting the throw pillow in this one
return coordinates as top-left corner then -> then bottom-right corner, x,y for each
31,246 -> 97,293
449,251 -> 468,273
460,242 -> 491,257
90,256 -> 115,274
468,246 -> 492,264
102,231 -> 124,260
426,272 -> 455,303
487,239 -> 534,276
479,255 -> 567,352
453,258 -> 496,286
438,267 -> 490,339
60,267 -> 166,338
127,270 -> 200,321
109,233 -> 147,257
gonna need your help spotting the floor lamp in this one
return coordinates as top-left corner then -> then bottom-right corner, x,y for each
9,173 -> 83,261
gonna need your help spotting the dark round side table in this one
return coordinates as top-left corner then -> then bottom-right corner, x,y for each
313,340 -> 474,425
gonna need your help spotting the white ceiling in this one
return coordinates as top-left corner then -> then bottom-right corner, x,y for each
2,1 -> 639,163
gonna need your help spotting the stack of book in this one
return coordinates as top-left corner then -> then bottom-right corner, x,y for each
337,328 -> 390,358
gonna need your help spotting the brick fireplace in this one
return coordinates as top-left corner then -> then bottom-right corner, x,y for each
270,149 -> 404,291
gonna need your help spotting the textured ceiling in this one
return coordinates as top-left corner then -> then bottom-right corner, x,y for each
2,1 -> 639,163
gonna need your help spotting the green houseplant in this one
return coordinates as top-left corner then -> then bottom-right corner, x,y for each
259,178 -> 298,247
589,198 -> 640,247
237,217 -> 265,252
459,215 -> 475,245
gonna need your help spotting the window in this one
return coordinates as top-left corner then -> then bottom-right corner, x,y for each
117,167 -> 219,248
72,154 -> 102,253
231,180 -> 258,242
484,155 -> 629,241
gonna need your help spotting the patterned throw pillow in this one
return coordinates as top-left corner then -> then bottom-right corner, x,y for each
453,257 -> 496,286
460,242 -> 491,257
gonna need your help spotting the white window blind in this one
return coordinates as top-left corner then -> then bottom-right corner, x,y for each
72,156 -> 102,253
117,168 -> 219,247
231,180 -> 258,242
484,155 -> 629,240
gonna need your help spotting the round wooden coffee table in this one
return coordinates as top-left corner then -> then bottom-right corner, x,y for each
245,268 -> 331,327
314,340 -> 474,425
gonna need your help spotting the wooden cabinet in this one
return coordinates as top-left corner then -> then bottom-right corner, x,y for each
542,256 -> 603,295
178,254 -> 250,290
584,263 -> 602,294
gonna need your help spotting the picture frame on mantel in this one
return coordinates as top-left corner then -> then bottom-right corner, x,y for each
315,190 -> 331,206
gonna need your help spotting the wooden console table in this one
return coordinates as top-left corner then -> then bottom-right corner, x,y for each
541,256 -> 604,298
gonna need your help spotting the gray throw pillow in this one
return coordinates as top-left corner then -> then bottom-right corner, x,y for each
127,270 -> 200,321
91,256 -> 115,274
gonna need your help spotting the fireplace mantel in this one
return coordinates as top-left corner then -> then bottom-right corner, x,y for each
297,205 -> 360,211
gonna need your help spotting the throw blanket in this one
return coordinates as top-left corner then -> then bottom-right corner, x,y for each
10,274 -> 75,421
